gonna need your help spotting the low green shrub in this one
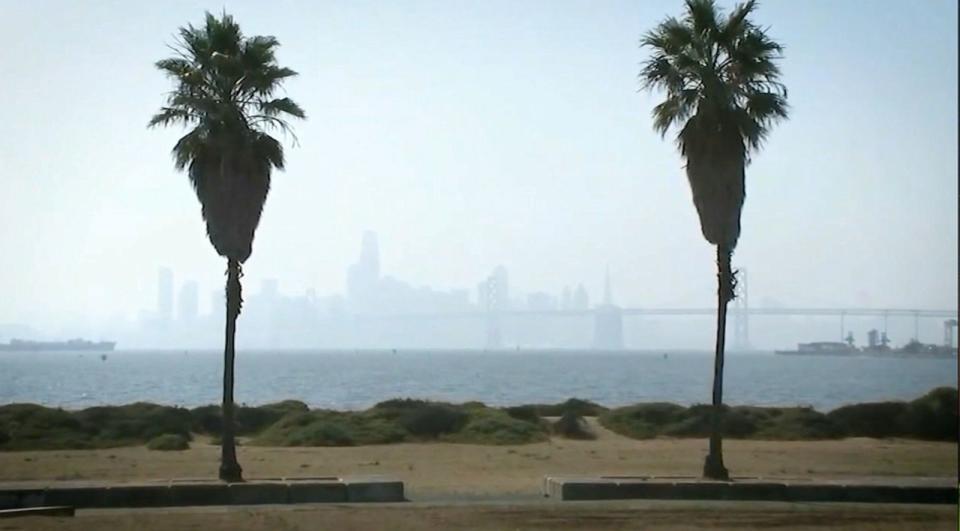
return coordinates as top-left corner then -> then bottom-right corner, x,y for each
147,433 -> 189,451
528,398 -> 608,417
2,387 -> 955,450
599,402 -> 687,439
0,404 -> 89,450
448,409 -> 548,445
905,387 -> 958,441
398,404 -> 469,438
660,404 -> 758,438
371,398 -> 433,413
190,400 -> 309,436
826,402 -> 910,438
78,403 -> 193,443
0,402 -> 193,450
602,403 -> 843,441
189,405 -> 222,434
753,407 -> 844,440
286,421 -> 354,446
252,410 -> 406,447
253,401 -> 549,447
504,405 -> 541,423
552,411 -> 596,440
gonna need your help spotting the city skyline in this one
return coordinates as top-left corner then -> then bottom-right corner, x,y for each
147,231 -> 604,322
0,230 -> 952,351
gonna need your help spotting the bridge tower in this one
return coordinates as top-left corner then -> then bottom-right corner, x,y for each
479,268 -> 507,349
732,269 -> 750,351
944,319 -> 958,348
592,268 -> 624,350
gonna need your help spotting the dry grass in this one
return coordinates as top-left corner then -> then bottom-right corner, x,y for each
0,419 -> 954,499
1,420 -> 955,530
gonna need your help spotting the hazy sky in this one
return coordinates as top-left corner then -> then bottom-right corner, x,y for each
1,0 -> 957,329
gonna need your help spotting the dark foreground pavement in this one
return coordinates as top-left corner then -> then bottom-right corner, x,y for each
1,499 -> 956,531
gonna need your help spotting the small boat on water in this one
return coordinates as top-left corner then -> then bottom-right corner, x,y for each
0,338 -> 116,352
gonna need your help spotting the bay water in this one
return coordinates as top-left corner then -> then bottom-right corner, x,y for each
1,349 -> 955,411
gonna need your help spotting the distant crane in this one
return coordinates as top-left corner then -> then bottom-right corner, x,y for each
844,331 -> 855,347
944,319 -> 958,348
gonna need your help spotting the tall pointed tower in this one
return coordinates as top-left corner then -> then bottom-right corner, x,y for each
593,267 -> 623,350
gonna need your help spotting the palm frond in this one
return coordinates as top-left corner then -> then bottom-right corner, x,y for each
651,89 -> 699,137
148,107 -> 197,129
258,97 -> 306,119
172,128 -> 209,171
660,17 -> 696,54
241,35 -> 279,68
238,66 -> 299,98
717,0 -> 756,49
248,114 -> 300,146
155,58 -> 194,79
251,133 -> 285,170
684,0 -> 720,38
639,54 -> 686,93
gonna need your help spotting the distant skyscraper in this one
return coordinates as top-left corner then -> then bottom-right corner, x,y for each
593,269 -> 623,349
477,266 -> 509,311
573,284 -> 589,310
478,266 -> 510,349
157,268 -> 173,321
178,281 -> 199,322
210,289 -> 224,318
561,286 -> 572,310
347,231 -> 381,311
361,231 -> 380,278
603,267 -> 613,306
493,266 -> 509,310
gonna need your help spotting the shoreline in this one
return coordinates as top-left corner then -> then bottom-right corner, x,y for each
1,383 -> 957,411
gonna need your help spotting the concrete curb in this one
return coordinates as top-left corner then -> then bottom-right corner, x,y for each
0,506 -> 75,518
0,476 -> 404,510
541,476 -> 958,504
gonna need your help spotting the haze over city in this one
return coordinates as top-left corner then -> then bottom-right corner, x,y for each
0,2 -> 958,525
1,0 -> 957,349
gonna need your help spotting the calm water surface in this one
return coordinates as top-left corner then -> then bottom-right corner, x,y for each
0,350 -> 955,411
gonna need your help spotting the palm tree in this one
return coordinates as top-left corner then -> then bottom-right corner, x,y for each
149,12 -> 305,482
639,0 -> 787,479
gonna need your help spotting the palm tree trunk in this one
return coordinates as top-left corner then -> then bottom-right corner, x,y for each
703,245 -> 732,481
219,258 -> 244,482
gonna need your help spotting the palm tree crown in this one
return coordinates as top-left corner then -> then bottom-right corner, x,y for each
641,0 -> 787,156
640,0 -> 787,248
149,12 -> 305,262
